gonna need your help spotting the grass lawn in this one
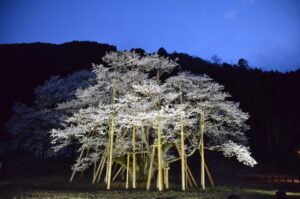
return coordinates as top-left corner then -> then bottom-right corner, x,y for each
0,175 -> 299,199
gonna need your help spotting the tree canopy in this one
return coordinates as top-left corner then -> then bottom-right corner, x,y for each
5,52 -> 256,190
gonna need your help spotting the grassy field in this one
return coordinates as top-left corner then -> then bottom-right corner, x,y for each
0,175 -> 299,199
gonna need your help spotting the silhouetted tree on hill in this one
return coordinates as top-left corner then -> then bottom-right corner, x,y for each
238,58 -> 249,70
130,48 -> 145,55
157,47 -> 168,57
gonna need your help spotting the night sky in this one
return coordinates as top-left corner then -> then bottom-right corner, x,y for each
0,0 -> 299,71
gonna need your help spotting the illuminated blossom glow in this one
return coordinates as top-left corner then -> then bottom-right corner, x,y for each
6,51 -> 257,175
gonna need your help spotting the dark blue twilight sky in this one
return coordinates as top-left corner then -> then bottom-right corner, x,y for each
0,0 -> 299,71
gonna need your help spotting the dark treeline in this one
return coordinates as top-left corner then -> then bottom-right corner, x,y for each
166,51 -> 300,174
0,41 -> 116,131
0,41 -> 299,174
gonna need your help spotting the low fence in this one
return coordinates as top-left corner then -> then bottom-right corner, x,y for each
242,174 -> 300,184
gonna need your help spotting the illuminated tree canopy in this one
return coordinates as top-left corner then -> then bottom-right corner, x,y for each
7,51 -> 257,191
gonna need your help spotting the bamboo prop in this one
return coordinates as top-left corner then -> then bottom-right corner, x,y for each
157,116 -> 164,191
197,142 -> 215,187
105,144 -> 109,183
155,69 -> 164,191
180,114 -> 186,191
93,161 -> 97,181
165,167 -> 170,189
185,162 -> 188,188
186,162 -> 198,187
204,162 -> 215,186
107,81 -> 116,190
179,82 -> 186,191
132,126 -> 137,189
105,117 -> 111,183
147,145 -> 156,190
174,143 -> 189,190
93,155 -> 106,183
113,166 -> 123,181
174,143 -> 198,189
146,126 -> 150,149
163,168 -> 167,188
79,147 -> 91,179
163,161 -> 170,189
121,168 -> 126,181
97,157 -> 108,183
91,125 -> 103,183
105,159 -> 109,183
70,147 -> 85,182
140,126 -> 150,154
186,167 -> 193,188
200,111 -> 205,190
92,160 -> 99,183
156,171 -> 159,189
70,130 -> 96,182
126,153 -> 130,189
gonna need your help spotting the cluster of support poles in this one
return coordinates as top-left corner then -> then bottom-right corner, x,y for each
69,134 -> 214,191
69,74 -> 215,191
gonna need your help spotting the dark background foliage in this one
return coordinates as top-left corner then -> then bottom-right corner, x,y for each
0,41 -> 299,176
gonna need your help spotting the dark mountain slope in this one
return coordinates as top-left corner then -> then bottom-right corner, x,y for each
0,41 -> 116,131
0,42 -> 299,173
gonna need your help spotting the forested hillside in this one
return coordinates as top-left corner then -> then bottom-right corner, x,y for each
168,51 -> 300,173
0,41 -> 116,130
0,41 -> 299,174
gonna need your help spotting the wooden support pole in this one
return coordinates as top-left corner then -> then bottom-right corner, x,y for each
186,167 -> 193,188
146,126 -> 150,146
104,159 -> 110,183
107,82 -> 116,190
105,134 -> 110,183
121,168 -> 125,181
163,168 -> 166,188
93,155 -> 105,183
200,112 -> 205,190
198,149 -> 215,187
104,110 -> 113,184
79,147 -> 91,179
113,166 -> 123,181
187,162 -> 198,187
174,143 -> 189,190
70,147 -> 85,182
165,167 -> 170,189
126,153 -> 130,189
155,69 -> 163,191
205,162 -> 215,186
93,163 -> 100,184
157,117 -> 164,191
70,130 -> 96,183
97,157 -> 107,183
180,114 -> 186,191
156,169 -> 161,190
179,82 -> 187,191
147,146 -> 156,190
107,117 -> 114,189
132,126 -> 136,189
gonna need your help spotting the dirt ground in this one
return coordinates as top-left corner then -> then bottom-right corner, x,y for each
0,175 -> 299,199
